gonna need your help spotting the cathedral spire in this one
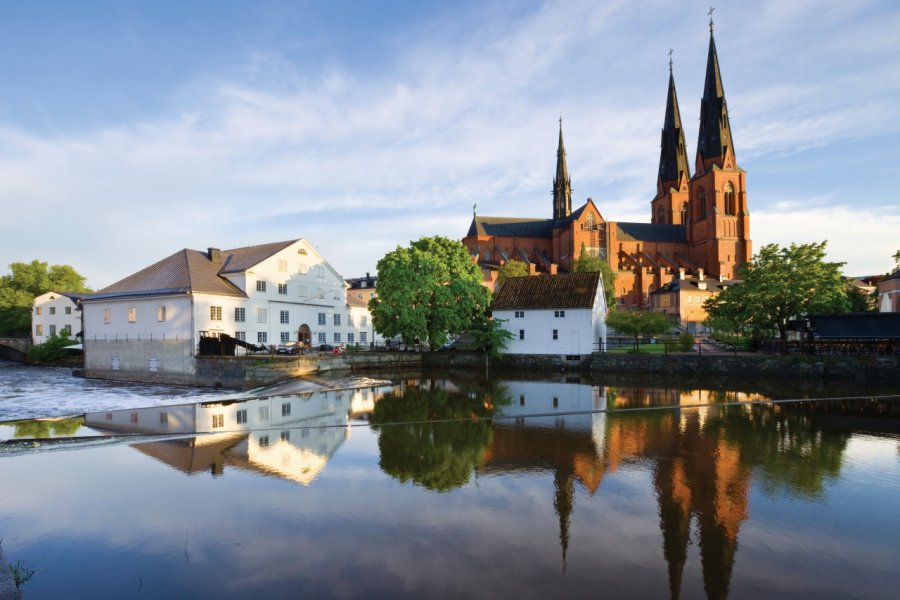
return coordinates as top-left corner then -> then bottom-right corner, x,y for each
658,57 -> 691,188
696,25 -> 735,167
553,117 -> 572,220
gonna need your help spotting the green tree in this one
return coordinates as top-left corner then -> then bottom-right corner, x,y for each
470,316 -> 515,376
846,286 -> 875,312
704,241 -> 850,340
606,309 -> 672,351
370,236 -> 490,349
29,330 -> 77,364
573,242 -> 617,307
496,260 -> 528,289
0,260 -> 91,336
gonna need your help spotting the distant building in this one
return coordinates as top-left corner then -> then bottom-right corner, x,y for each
32,291 -> 87,344
648,269 -> 731,334
463,25 -> 750,312
878,270 -> 900,312
491,271 -> 607,356
80,239 -> 351,381
345,272 -> 383,347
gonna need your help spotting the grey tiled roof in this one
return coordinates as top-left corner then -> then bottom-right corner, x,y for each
616,222 -> 687,243
492,272 -> 601,310
86,241 -> 298,301
467,216 -> 555,238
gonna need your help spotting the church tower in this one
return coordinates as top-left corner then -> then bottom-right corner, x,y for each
651,59 -> 691,226
687,19 -> 751,279
553,119 -> 573,220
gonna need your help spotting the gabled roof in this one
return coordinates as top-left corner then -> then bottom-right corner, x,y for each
492,272 -> 601,310
467,216 -> 555,238
85,241 -> 299,302
616,222 -> 687,243
809,313 -> 900,340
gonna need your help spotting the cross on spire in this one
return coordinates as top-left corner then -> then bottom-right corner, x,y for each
708,6 -> 715,32
668,48 -> 674,73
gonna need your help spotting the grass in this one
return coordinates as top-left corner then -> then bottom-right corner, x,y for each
9,559 -> 36,589
607,343 -> 679,354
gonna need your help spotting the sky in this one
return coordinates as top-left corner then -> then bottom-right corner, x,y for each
0,0 -> 898,290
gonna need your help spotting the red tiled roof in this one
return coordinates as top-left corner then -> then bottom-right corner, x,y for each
492,272 -> 601,310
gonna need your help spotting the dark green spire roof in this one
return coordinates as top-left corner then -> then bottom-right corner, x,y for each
658,63 -> 691,186
553,118 -> 572,220
696,30 -> 735,163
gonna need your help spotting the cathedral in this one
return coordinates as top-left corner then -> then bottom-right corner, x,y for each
462,24 -> 751,313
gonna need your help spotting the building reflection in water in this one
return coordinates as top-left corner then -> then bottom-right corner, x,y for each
84,385 -> 393,485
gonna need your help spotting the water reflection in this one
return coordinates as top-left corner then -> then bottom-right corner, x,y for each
81,387 -> 392,485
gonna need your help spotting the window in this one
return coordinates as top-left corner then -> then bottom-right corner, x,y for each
361,315 -> 367,327
235,331 -> 246,341
62,325 -> 71,335
258,435 -> 269,448
554,310 -> 566,318
519,329 -> 525,340
35,324 -> 43,336
277,259 -> 288,272
318,332 -> 326,344
297,285 -> 308,297
236,409 -> 248,424
278,283 -> 288,295
360,332 -> 367,344
259,406 -> 269,420
724,182 -> 736,215
333,314 -> 341,326
130,412 -> 139,424
157,305 -> 166,322
553,397 -> 559,408
35,307 -> 42,315
280,431 -> 290,442
257,308 -> 267,323
258,332 -> 268,344
256,281 -> 267,292
234,307 -> 245,322
553,329 -> 558,340
49,325 -> 56,336
280,331 -> 290,343
587,212 -> 595,228
316,266 -> 325,278
212,414 -> 224,429
318,312 -> 326,325
519,395 -> 525,406
348,333 -> 355,344
210,306 -> 222,321
298,248 -> 308,255
128,307 -> 137,323
298,263 -> 309,274
65,306 -> 72,315
514,310 -> 524,318
160,412 -> 168,425
282,403 -> 291,417
49,307 -> 56,315
333,290 -> 341,300
334,332 -> 341,343
280,310 -> 290,324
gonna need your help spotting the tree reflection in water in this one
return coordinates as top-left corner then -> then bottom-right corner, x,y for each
370,381 -> 506,492
12,416 -> 84,438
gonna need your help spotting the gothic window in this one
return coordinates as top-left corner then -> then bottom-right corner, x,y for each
724,182 -> 736,215
698,189 -> 707,220
681,202 -> 688,224
587,212 -> 595,228
657,206 -> 666,224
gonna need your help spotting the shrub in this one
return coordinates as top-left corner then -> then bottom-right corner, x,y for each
29,331 -> 76,364
677,332 -> 695,352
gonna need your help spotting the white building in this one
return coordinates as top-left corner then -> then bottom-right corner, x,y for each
81,239 -> 371,380
491,271 -> 607,356
345,272 -> 383,347
32,291 -> 86,344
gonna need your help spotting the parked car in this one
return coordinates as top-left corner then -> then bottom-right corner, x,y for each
440,332 -> 477,351
276,342 -> 305,355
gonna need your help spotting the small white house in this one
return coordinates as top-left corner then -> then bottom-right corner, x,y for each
32,291 -> 86,344
492,271 -> 607,356
80,239 -> 368,381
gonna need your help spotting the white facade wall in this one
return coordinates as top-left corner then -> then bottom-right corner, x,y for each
32,292 -> 82,344
83,295 -> 194,342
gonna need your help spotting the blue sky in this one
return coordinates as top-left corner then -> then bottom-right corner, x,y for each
1,0 -> 898,288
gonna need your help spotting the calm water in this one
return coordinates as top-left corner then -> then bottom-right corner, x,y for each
1,367 -> 899,599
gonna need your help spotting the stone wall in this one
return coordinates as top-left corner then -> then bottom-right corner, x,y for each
589,353 -> 900,381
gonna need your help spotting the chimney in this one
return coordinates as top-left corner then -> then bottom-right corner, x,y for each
549,263 -> 558,275
698,267 -> 705,281
679,268 -> 686,280
207,247 -> 221,263
719,273 -> 726,282
698,280 -> 707,291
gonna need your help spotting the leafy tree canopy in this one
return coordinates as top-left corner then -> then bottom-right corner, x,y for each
496,260 -> 528,289
370,236 -> 490,349
606,309 -> 672,349
573,243 -> 617,307
704,241 -> 850,340
0,260 -> 91,336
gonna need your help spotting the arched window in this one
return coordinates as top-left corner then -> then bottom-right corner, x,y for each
698,189 -> 707,220
587,212 -> 595,228
657,205 -> 666,224
681,202 -> 688,224
724,182 -> 736,215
